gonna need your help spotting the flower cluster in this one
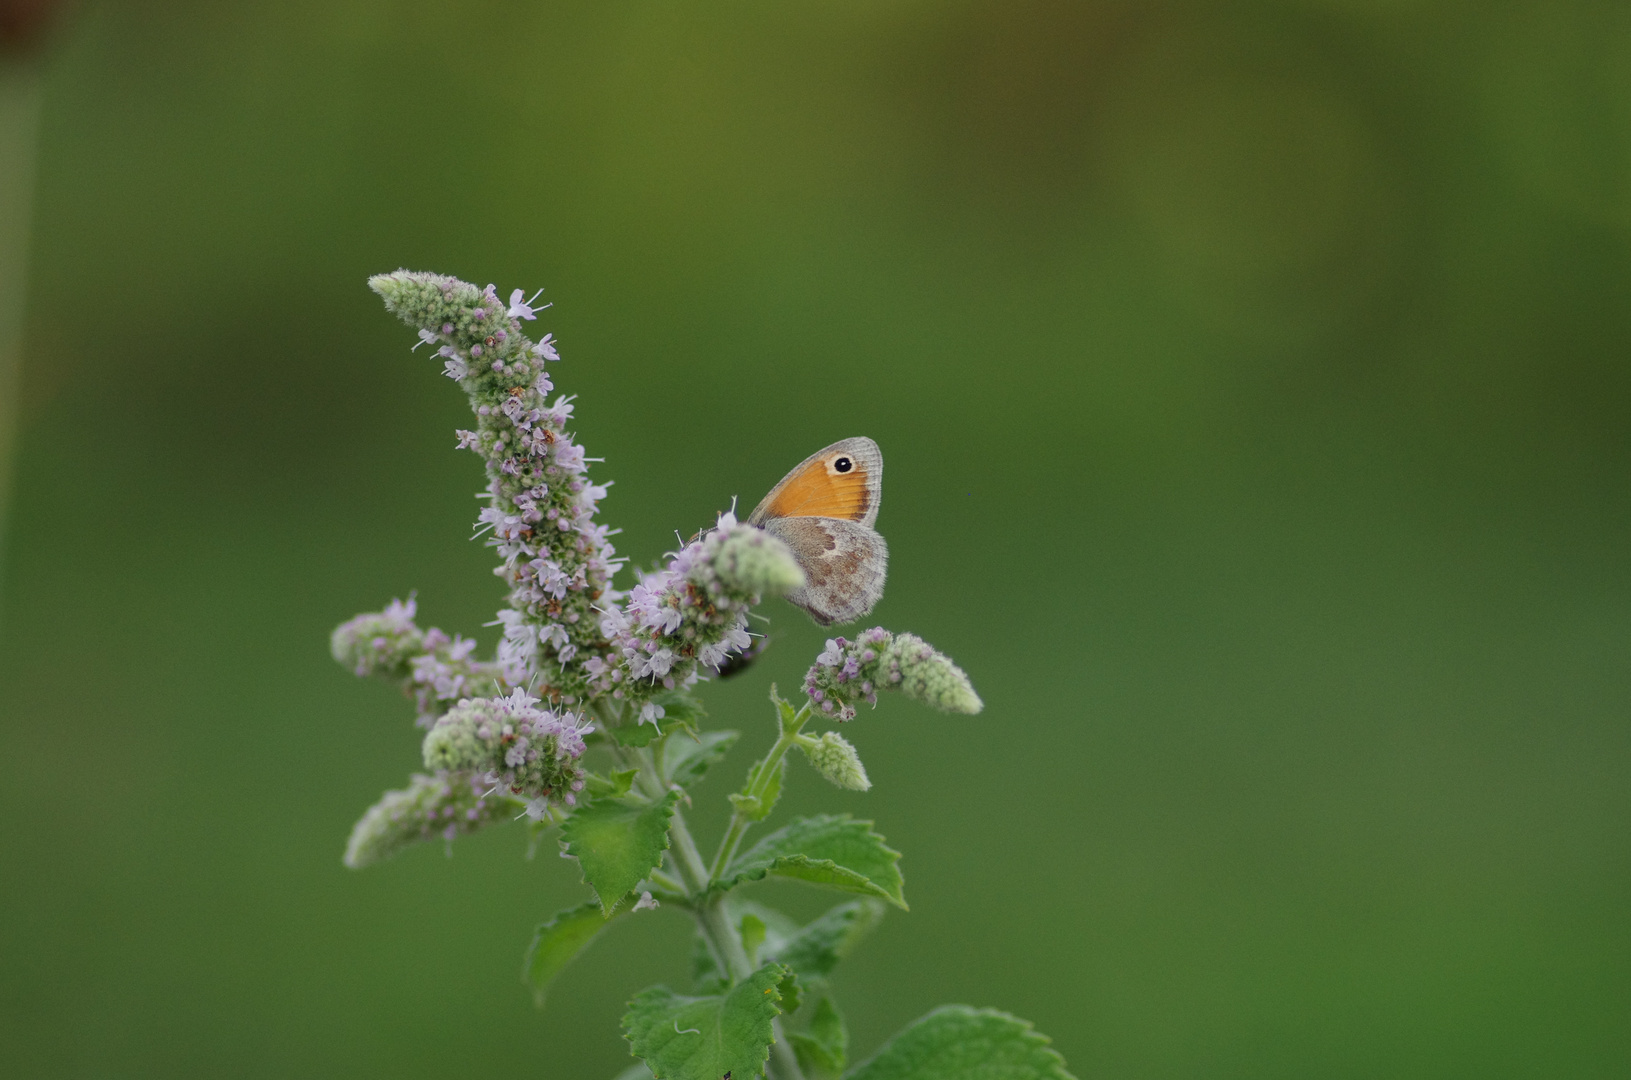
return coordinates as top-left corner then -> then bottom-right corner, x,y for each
370,271 -> 623,704
588,511 -> 804,725
804,628 -> 983,719
339,272 -> 812,852
331,596 -> 502,727
330,596 -> 425,679
422,689 -> 592,814
342,771 -> 523,869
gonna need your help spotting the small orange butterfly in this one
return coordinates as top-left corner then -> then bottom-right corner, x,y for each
748,437 -> 888,626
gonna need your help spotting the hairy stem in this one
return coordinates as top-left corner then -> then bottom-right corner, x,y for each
708,702 -> 812,880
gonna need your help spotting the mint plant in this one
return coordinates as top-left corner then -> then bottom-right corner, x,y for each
333,270 -> 1075,1080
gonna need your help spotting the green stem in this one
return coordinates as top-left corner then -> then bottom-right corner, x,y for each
708,702 -> 812,880
645,868 -> 686,895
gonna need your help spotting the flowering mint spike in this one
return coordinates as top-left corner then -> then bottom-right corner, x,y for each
331,597 -> 504,727
803,628 -> 982,719
343,771 -> 523,868
423,689 -> 591,811
331,596 -> 424,679
370,270 -> 625,705
796,731 -> 871,791
590,511 -> 803,725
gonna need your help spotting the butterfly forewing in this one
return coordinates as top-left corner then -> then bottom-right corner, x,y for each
748,437 -> 882,528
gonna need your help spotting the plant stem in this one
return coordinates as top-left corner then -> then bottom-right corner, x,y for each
708,702 -> 812,880
622,740 -> 806,1080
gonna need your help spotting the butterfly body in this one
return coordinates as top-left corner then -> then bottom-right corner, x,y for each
748,437 -> 888,626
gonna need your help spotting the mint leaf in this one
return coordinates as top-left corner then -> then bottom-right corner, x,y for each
844,1006 -> 1075,1080
728,756 -> 785,822
586,768 -> 638,799
662,730 -> 739,789
524,899 -> 620,1008
772,686 -> 802,734
789,990 -> 848,1079
770,899 -> 887,978
775,965 -> 802,1016
721,815 -> 906,909
655,692 -> 707,728
611,723 -> 661,747
561,791 -> 681,914
623,963 -> 790,1080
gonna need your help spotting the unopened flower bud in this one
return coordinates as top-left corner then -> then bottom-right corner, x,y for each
711,524 -> 804,596
798,730 -> 871,791
883,632 -> 983,714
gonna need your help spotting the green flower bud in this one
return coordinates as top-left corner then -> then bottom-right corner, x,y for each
711,522 -> 805,597
884,632 -> 983,714
368,269 -> 478,331
798,731 -> 871,791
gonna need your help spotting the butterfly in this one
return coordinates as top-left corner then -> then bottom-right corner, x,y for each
747,437 -> 888,627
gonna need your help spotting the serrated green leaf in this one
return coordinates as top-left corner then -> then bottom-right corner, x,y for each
562,791 -> 681,913
655,692 -> 707,727
524,899 -> 621,1008
789,990 -> 848,1079
844,1006 -> 1075,1080
728,756 -> 785,822
775,966 -> 802,1017
612,723 -> 662,747
770,899 -> 887,979
623,964 -> 789,1080
586,768 -> 639,799
771,686 -> 802,734
720,815 -> 906,909
662,730 -> 739,789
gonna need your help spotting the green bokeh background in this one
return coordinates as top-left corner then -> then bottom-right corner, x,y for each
3,1 -> 1630,1076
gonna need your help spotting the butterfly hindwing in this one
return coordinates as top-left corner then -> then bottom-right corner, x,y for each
761,516 -> 887,626
748,437 -> 882,528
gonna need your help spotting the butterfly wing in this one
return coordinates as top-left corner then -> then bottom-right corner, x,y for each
748,437 -> 882,529
761,516 -> 888,626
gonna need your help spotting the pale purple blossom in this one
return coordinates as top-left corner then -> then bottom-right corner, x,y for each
508,288 -> 547,321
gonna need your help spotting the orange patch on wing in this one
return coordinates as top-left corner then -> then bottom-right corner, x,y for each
760,458 -> 872,521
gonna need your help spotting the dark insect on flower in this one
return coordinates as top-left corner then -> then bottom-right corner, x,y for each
714,634 -> 770,679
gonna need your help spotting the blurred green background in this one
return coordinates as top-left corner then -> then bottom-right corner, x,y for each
3,1 -> 1630,1076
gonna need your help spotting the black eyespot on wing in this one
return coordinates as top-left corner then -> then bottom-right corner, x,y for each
833,456 -> 853,473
